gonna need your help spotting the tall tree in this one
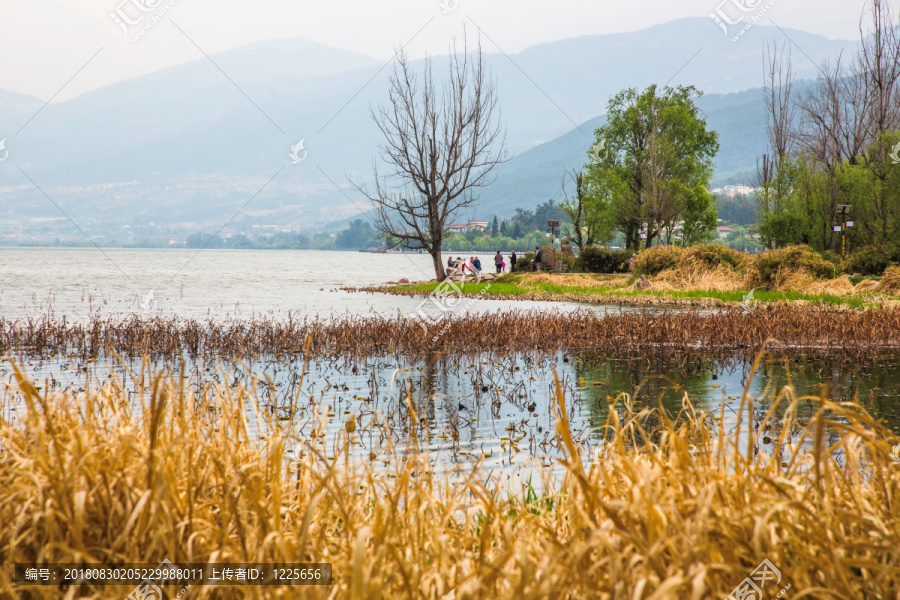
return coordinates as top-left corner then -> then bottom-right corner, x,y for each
756,0 -> 900,252
757,40 -> 797,219
560,170 -> 611,250
335,219 -> 375,249
356,34 -> 507,280
796,55 -> 871,249
490,215 -> 499,237
858,0 -> 900,243
585,85 -> 719,249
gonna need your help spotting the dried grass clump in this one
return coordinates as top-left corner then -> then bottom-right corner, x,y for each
653,258 -> 748,292
633,246 -> 684,276
525,273 -> 625,289
638,244 -> 750,292
681,243 -> 749,271
1,362 -> 898,599
780,273 -> 857,296
855,278 -> 881,292
880,266 -> 900,295
750,245 -> 840,290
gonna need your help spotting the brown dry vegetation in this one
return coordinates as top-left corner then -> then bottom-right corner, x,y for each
2,307 -> 900,362
881,266 -> 900,295
1,362 -> 898,599
627,244 -> 900,296
524,273 -> 629,289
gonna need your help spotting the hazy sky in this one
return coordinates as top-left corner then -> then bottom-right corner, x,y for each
0,0 -> 870,101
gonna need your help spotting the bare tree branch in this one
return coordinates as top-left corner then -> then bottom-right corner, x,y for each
352,31 -> 507,280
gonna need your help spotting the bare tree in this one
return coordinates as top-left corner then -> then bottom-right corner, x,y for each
758,40 -> 796,216
797,53 -> 872,247
859,0 -> 900,141
857,0 -> 900,240
357,34 -> 506,281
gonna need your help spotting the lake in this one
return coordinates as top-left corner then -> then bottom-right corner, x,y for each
2,248 -> 899,477
1,248 -> 593,321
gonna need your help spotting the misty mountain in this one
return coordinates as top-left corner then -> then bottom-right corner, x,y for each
476,86 -> 773,217
0,18 -> 857,243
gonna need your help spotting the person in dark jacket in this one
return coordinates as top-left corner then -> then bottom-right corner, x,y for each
510,251 -> 517,271
533,247 -> 542,272
494,251 -> 504,273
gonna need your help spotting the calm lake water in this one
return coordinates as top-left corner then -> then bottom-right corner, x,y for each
4,350 -> 899,478
2,248 -> 898,476
0,248 -> 593,321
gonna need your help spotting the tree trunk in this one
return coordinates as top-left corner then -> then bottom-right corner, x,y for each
432,251 -> 447,282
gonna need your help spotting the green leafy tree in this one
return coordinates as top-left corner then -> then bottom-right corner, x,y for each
335,219 -> 376,249
585,85 -> 719,250
491,216 -> 499,237
679,184 -> 718,246
533,199 -> 567,232
560,170 -> 613,250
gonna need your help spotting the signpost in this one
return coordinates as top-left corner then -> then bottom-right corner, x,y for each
835,205 -> 851,260
547,220 -> 560,241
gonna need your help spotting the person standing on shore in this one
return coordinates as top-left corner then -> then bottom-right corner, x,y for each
533,247 -> 542,272
473,256 -> 482,274
510,251 -> 517,271
494,251 -> 503,273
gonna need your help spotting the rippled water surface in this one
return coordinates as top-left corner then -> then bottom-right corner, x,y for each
4,351 -> 899,478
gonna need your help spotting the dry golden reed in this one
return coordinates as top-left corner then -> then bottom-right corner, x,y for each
0,358 -> 898,599
2,307 -> 900,362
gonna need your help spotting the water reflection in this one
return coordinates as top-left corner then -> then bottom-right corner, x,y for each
2,350 -> 898,476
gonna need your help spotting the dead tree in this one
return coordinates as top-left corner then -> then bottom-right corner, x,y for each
859,0 -> 900,140
357,34 -> 506,281
757,40 -> 796,216
857,0 -> 900,240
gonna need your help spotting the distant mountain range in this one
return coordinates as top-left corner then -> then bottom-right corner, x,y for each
0,17 -> 857,243
476,83 -> 813,218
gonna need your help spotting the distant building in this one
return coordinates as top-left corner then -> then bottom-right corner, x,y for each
711,184 -> 756,198
716,226 -> 732,239
447,221 -> 490,234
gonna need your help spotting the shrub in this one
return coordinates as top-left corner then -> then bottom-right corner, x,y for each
843,244 -> 900,276
751,245 -> 840,287
574,245 -> 631,274
557,253 -> 577,272
512,252 -> 535,273
633,246 -> 684,276
681,243 -> 748,271
820,249 -> 842,266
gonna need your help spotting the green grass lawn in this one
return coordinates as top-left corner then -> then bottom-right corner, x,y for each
392,274 -> 874,308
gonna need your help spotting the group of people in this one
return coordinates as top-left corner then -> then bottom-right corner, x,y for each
447,250 -> 524,277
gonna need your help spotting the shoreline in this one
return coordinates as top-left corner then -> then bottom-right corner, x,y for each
356,272 -> 898,310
